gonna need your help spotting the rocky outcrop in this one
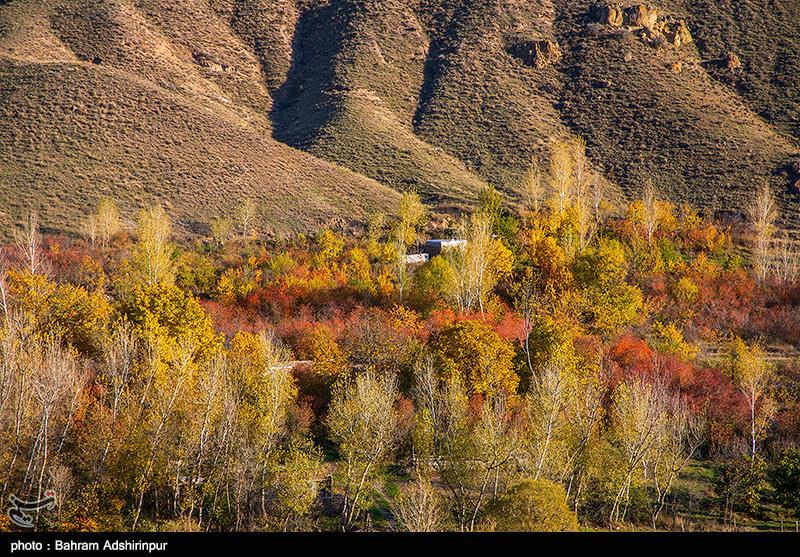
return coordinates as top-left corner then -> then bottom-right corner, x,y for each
623,5 -> 659,29
192,51 -> 231,72
590,5 -> 692,49
509,39 -> 562,69
664,20 -> 692,47
591,3 -> 623,27
724,51 -> 742,70
790,160 -> 800,193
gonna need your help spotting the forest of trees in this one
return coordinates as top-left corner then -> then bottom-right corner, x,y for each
1,141 -> 800,532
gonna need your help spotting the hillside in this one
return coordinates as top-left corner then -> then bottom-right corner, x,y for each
0,0 -> 799,235
0,0 -> 400,236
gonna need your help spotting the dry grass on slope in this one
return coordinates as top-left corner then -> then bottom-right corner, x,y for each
0,60 -> 398,237
270,0 -> 491,210
554,0 -> 799,225
683,0 -> 800,143
2,0 -> 799,234
413,0 -> 580,197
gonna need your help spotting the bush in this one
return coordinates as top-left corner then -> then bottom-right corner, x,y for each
714,456 -> 767,517
483,479 -> 578,532
770,449 -> 800,518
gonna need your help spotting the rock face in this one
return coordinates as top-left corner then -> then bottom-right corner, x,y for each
591,3 -> 623,27
509,39 -> 562,69
592,5 -> 692,51
665,20 -> 692,47
623,5 -> 659,29
725,50 -> 742,70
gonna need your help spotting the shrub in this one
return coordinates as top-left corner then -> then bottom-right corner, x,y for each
483,479 -> 578,531
770,449 -> 800,518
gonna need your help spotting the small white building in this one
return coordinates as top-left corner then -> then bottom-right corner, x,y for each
423,239 -> 467,257
403,253 -> 430,265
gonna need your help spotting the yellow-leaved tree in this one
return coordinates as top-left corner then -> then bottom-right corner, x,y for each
728,336 -> 774,462
432,320 -> 519,396
128,206 -> 174,288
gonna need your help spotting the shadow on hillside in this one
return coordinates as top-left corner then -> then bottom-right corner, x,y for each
268,2 -> 342,149
411,2 -> 463,135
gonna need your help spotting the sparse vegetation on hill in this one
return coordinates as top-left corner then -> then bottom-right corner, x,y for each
1,0 -> 799,235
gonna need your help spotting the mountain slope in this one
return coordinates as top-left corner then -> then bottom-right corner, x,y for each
0,0 -> 799,235
0,0 -> 399,236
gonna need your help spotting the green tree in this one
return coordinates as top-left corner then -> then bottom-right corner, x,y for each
714,456 -> 766,520
770,449 -> 800,518
574,238 -> 643,336
410,256 -> 456,312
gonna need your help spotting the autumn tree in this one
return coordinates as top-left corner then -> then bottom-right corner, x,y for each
547,137 -> 593,232
432,320 -> 519,396
129,206 -> 174,287
747,182 -> 777,284
772,231 -> 799,285
559,354 -> 607,510
314,230 -> 344,267
609,378 -> 666,523
301,325 -> 348,377
728,336 -> 773,463
396,192 -> 427,249
269,441 -> 323,530
522,160 -> 544,224
392,478 -> 443,532
412,363 -> 523,531
237,199 -> 258,241
525,356 -> 571,480
642,180 -> 658,245
569,139 -> 596,249
226,330 -> 300,523
647,393 -> 705,527
327,369 -> 399,530
714,456 -> 767,521
209,216 -> 233,249
548,139 -> 574,219
27,339 -> 86,518
446,212 -> 513,314
14,211 -> 44,275
97,321 -> 137,468
86,198 -> 122,250
130,339 -> 196,530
